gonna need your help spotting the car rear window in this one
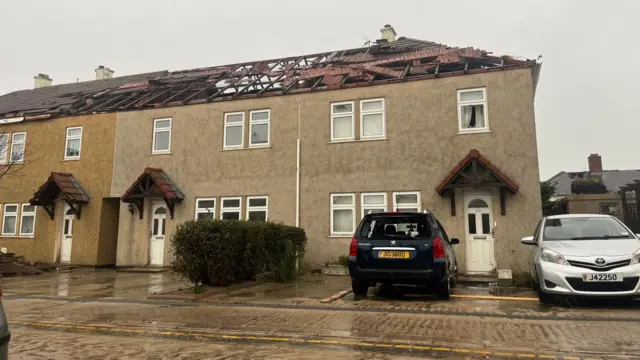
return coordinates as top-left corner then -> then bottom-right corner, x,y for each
359,214 -> 433,239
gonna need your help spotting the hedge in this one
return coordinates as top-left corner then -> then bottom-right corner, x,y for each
170,219 -> 306,286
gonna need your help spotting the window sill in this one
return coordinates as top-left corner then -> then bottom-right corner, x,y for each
221,146 -> 272,152
328,137 -> 388,144
62,158 -> 81,162
151,151 -> 172,156
328,235 -> 352,238
457,130 -> 492,135
0,235 -> 33,239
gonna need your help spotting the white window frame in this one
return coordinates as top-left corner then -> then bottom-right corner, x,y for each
457,87 -> 489,134
64,126 -> 83,160
249,109 -> 270,148
330,101 -> 355,142
19,203 -> 36,237
330,193 -> 356,236
220,196 -> 242,220
194,198 -> 216,220
359,98 -> 386,140
152,118 -> 172,154
10,132 -> 26,164
246,196 -> 269,221
361,192 -> 388,218
223,112 -> 245,149
2,204 -> 19,236
0,133 -> 8,164
392,191 -> 422,212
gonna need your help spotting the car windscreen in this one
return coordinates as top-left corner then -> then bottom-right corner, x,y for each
543,217 -> 633,240
359,214 -> 432,239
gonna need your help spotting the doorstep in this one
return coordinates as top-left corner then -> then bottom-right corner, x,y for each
116,266 -> 169,273
458,274 -> 499,284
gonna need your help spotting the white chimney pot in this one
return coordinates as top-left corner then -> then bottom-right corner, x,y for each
95,65 -> 115,80
33,74 -> 53,89
380,24 -> 397,42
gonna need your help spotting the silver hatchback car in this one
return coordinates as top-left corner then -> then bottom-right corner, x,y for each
521,214 -> 640,303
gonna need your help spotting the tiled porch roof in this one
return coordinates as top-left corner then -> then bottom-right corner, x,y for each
121,167 -> 184,203
29,172 -> 90,205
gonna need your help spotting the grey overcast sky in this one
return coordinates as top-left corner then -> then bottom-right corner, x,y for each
1,0 -> 638,179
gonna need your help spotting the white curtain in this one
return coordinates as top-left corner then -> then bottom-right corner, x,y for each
333,209 -> 354,233
474,105 -> 485,127
461,106 -> 473,128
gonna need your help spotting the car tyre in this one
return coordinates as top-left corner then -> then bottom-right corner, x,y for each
436,277 -> 451,300
352,280 -> 369,296
537,289 -> 554,304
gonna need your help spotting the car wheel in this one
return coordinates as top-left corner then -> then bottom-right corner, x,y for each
531,274 -> 540,292
352,280 -> 369,296
436,277 -> 451,300
538,289 -> 554,304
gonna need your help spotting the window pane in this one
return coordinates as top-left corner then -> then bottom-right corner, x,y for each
67,128 -> 82,137
12,133 -> 25,142
396,194 -> 418,204
154,131 -> 170,151
5,205 -> 17,213
363,194 -> 384,205
66,139 -> 81,157
248,198 -> 267,207
197,200 -> 215,209
3,216 -> 16,234
332,103 -> 352,113
11,143 -> 24,161
161,219 -> 165,235
155,207 -> 167,215
332,195 -> 353,205
23,205 -> 35,213
21,215 -> 35,234
153,219 -> 159,235
197,213 -> 214,221
482,214 -> 491,235
155,119 -> 171,129
468,214 -> 477,234
225,126 -> 243,146
250,123 -> 268,144
64,219 -> 70,235
468,199 -> 489,208
364,208 -> 385,215
362,100 -> 383,111
222,212 -> 240,220
332,209 -> 354,233
251,111 -> 269,121
332,116 -> 353,139
226,114 -> 243,123
460,90 -> 484,102
223,199 -> 241,208
461,105 -> 486,129
248,211 -> 267,222
65,209 -> 75,216
362,113 -> 384,137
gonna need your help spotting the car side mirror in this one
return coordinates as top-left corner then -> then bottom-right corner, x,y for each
520,236 -> 537,246
450,238 -> 460,245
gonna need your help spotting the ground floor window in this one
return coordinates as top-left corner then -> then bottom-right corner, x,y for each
19,204 -> 36,236
361,192 -> 388,218
330,193 -> 355,236
195,198 -> 216,220
247,196 -> 268,221
393,191 -> 421,212
221,197 -> 242,220
2,204 -> 18,236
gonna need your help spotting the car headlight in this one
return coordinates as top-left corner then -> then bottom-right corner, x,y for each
540,249 -> 568,265
631,251 -> 640,265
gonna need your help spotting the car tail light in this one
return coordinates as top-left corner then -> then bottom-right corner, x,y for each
349,237 -> 358,257
432,237 -> 445,259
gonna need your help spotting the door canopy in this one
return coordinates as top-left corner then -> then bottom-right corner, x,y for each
121,167 -> 184,219
435,149 -> 519,216
29,172 -> 90,220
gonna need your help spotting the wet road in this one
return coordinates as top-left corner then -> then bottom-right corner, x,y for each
3,270 -> 640,359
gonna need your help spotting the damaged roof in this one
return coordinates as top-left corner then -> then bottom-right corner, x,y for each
0,37 -> 539,121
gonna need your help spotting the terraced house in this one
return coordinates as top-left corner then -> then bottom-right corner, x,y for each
0,25 -> 543,279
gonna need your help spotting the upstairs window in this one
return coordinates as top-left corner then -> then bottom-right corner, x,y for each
152,118 -> 172,154
457,88 -> 488,133
330,193 -> 355,236
0,134 -> 8,164
195,198 -> 216,221
221,197 -> 242,220
65,126 -> 83,160
331,102 -> 354,141
360,99 -> 385,139
247,196 -> 268,221
249,110 -> 270,147
20,204 -> 36,236
10,132 -> 26,164
224,112 -> 244,149
2,204 -> 18,236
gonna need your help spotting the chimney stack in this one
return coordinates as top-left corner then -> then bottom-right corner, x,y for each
588,153 -> 603,174
95,65 -> 114,80
380,24 -> 397,42
33,74 -> 53,89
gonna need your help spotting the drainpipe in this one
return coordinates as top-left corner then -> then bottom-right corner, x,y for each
295,96 -> 302,271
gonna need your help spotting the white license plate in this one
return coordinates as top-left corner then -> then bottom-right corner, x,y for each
582,273 -> 623,282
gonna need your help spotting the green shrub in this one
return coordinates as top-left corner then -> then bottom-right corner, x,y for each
171,219 -> 307,286
338,255 -> 349,267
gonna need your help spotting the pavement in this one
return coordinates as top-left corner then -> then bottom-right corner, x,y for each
3,269 -> 640,359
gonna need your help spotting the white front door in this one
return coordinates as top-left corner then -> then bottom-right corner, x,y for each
60,205 -> 75,263
150,202 -> 167,266
464,192 -> 495,273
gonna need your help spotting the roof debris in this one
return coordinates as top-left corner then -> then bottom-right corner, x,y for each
0,37 -> 538,121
